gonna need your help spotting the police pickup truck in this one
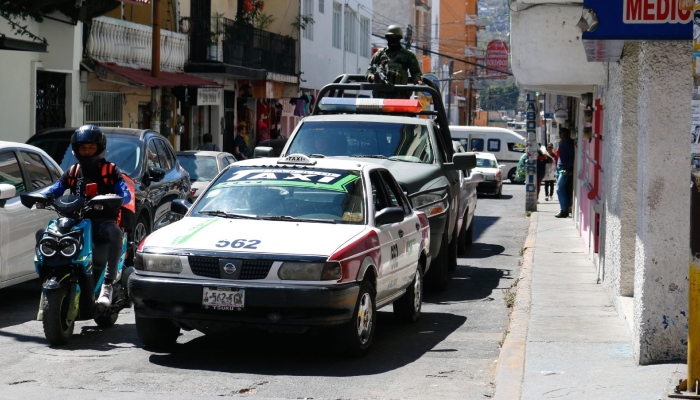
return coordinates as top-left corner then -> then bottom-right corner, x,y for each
255,75 -> 476,290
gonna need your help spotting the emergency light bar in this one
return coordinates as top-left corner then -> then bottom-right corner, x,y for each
318,98 -> 423,113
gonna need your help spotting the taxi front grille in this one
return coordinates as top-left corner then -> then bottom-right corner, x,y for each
187,257 -> 273,279
188,256 -> 219,278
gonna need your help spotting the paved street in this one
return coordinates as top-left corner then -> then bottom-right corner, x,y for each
0,184 -> 529,400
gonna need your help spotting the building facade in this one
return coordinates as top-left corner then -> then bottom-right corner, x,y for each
510,0 -> 690,364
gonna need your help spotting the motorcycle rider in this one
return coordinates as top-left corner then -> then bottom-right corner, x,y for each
45,125 -> 131,307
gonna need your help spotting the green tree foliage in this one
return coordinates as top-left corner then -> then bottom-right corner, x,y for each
0,0 -> 120,44
479,83 -> 521,111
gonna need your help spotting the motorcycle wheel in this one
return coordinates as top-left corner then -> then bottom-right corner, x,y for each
94,312 -> 119,328
43,286 -> 75,346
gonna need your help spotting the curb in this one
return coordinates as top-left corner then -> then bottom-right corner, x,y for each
492,211 -> 538,400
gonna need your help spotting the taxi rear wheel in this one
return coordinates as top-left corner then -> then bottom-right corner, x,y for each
340,280 -> 376,357
393,265 -> 423,323
135,314 -> 180,351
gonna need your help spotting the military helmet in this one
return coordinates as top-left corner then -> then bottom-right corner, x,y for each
385,25 -> 403,39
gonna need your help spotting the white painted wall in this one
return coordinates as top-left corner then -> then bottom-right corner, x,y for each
300,0 -> 372,91
0,16 -> 83,143
602,42 -> 639,303
633,41 -> 690,364
509,4 -> 604,95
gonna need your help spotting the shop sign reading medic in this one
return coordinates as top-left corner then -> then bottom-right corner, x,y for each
624,0 -> 692,23
583,0 -> 691,41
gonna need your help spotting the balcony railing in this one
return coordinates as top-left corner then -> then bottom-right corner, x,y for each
87,16 -> 186,72
187,17 -> 296,76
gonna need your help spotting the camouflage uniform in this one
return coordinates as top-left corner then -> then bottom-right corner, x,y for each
365,46 -> 422,99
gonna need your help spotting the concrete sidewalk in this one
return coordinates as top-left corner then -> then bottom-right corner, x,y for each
494,198 -> 685,400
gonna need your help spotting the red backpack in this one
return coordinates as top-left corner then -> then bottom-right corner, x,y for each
67,163 -> 137,230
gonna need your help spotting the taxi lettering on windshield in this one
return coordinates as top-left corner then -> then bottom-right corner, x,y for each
227,169 -> 342,183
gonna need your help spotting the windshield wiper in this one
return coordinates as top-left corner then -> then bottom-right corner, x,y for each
199,210 -> 260,220
348,155 -> 388,159
260,215 -> 337,224
309,154 -> 326,158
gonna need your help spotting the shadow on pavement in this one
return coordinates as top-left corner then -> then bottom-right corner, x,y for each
471,215 -> 500,242
425,266 -> 510,305
147,311 -> 467,376
0,279 -> 42,330
463,243 -> 507,259
0,316 -> 140,348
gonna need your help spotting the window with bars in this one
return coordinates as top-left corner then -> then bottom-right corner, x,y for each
360,16 -> 370,58
344,6 -> 356,54
84,92 -> 124,127
303,0 -> 314,40
332,2 -> 342,49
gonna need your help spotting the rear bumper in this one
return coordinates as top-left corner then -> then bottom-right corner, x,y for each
129,273 -> 360,328
478,181 -> 501,194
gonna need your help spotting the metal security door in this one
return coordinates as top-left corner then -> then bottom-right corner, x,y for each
36,71 -> 67,131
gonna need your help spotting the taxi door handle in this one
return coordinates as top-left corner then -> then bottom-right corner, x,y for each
398,229 -> 404,238
415,223 -> 420,231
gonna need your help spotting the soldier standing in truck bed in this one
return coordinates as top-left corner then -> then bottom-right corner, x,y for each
365,25 -> 423,99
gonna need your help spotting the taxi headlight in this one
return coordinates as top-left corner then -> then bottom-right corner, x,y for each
412,192 -> 448,216
141,254 -> 183,273
278,262 -> 342,281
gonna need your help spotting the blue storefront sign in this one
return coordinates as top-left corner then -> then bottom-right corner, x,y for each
583,0 -> 692,61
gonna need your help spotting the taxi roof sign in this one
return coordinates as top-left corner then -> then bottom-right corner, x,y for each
278,154 -> 317,165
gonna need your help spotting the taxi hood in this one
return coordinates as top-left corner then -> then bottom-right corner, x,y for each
141,216 -> 369,258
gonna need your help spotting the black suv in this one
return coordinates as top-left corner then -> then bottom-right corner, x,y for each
27,127 -> 191,245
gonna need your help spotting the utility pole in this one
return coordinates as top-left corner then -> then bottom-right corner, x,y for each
151,0 -> 161,132
447,59 -> 453,123
525,92 -> 537,212
467,70 -> 474,126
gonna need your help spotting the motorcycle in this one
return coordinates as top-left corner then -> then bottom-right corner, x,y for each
20,183 -> 134,345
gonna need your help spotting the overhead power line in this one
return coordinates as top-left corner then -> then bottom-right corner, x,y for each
371,33 -> 512,76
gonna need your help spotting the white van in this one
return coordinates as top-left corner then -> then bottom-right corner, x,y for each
450,126 -> 527,182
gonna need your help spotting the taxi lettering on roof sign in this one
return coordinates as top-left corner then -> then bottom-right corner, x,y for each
227,169 -> 342,184
279,153 -> 316,165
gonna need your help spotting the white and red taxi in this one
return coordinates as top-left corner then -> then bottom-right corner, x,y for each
129,154 -> 430,356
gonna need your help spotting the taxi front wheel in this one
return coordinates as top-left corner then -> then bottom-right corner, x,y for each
340,280 -> 376,357
135,314 -> 180,351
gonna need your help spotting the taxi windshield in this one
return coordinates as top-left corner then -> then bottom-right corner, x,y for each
191,166 -> 366,224
286,121 -> 434,163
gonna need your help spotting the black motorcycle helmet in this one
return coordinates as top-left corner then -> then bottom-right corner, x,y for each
71,125 -> 107,170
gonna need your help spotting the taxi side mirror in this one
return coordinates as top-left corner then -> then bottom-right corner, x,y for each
171,199 -> 192,215
444,153 -> 476,171
253,146 -> 274,158
375,207 -> 404,226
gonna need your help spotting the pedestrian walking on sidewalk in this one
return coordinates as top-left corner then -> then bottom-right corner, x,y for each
543,143 -> 557,201
555,128 -> 575,218
536,146 -> 553,200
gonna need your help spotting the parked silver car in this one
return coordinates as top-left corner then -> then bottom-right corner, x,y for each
0,142 -> 63,288
175,150 -> 237,200
452,141 -> 483,255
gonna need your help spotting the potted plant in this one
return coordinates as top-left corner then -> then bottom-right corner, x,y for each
208,11 -> 226,61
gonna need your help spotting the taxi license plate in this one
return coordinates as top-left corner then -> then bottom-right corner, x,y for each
202,287 -> 244,311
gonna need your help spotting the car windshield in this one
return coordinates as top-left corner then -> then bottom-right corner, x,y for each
31,135 -> 142,177
191,166 -> 366,224
476,157 -> 497,168
286,121 -> 434,164
177,155 -> 219,182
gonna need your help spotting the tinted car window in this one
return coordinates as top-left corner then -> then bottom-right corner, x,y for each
192,167 -> 365,224
19,151 -> 53,190
0,152 -> 26,194
470,138 -> 484,152
488,139 -> 501,152
177,155 -> 219,182
287,121 -> 434,163
51,136 -> 143,177
379,169 -> 411,215
220,156 -> 230,167
154,140 -> 172,170
146,140 -> 161,169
